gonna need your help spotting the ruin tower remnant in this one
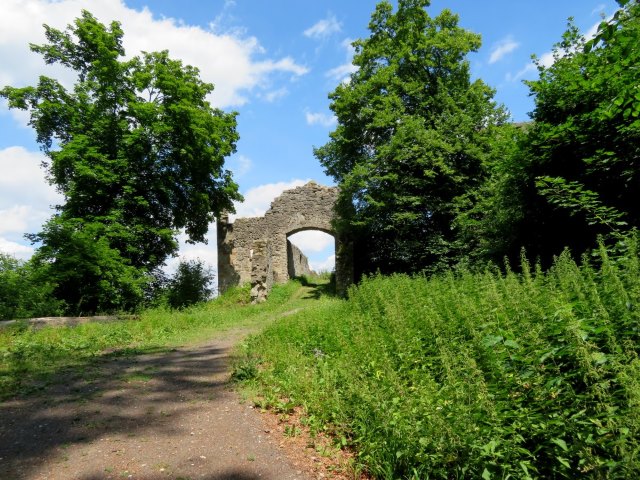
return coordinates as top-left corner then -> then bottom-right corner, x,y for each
217,182 -> 353,301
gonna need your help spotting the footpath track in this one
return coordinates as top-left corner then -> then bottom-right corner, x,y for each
0,289 -> 319,480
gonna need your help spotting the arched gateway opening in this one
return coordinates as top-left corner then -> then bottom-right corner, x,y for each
287,229 -> 336,278
217,182 -> 353,302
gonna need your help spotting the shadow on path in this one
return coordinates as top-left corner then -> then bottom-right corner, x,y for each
0,334 -> 307,479
78,472 -> 264,480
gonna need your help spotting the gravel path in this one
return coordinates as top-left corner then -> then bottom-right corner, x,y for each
0,329 -> 312,480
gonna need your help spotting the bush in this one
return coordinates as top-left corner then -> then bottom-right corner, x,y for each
0,254 -> 64,320
166,259 -> 214,309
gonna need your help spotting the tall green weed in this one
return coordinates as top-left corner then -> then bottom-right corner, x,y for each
238,242 -> 640,478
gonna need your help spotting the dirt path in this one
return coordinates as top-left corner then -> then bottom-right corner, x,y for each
0,326 -> 313,480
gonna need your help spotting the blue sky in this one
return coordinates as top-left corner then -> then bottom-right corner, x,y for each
0,0 -> 618,278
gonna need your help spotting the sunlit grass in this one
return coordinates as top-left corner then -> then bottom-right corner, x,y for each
0,281 -> 305,399
236,244 -> 640,479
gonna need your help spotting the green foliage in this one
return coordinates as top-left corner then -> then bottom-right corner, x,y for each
470,1 -> 640,265
166,259 -> 214,309
238,236 -> 640,478
29,219 -> 148,315
535,176 -> 628,234
315,0 -> 508,275
453,123 -> 526,264
0,10 -> 241,313
0,254 -> 64,320
529,3 -> 640,237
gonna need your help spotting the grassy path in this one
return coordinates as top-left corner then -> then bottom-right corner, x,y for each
0,280 -> 332,480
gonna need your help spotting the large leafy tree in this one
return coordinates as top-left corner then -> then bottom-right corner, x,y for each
1,11 -> 241,313
315,0 -> 507,276
472,0 -> 640,264
529,0 -> 640,251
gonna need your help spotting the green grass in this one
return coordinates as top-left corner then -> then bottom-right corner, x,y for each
4,250 -> 639,478
0,280 -> 308,399
235,244 -> 640,479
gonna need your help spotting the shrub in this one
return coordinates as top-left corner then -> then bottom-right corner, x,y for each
166,259 -> 214,309
0,254 -> 64,320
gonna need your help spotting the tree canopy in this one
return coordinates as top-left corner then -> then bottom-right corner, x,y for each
1,11 -> 241,313
530,0 -> 640,247
465,0 -> 640,264
314,0 -> 507,276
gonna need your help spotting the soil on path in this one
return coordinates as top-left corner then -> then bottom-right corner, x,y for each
0,326 -> 313,480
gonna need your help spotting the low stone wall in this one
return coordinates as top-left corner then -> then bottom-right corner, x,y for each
0,315 -> 138,330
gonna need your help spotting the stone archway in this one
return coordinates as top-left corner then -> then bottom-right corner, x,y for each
217,182 -> 353,301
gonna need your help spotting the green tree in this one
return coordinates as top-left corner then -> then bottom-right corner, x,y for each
0,254 -> 64,320
474,0 -> 640,264
166,259 -> 214,309
452,123 -> 526,265
314,0 -> 507,276
1,11 -> 241,314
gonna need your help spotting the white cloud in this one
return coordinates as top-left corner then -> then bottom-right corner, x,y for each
164,225 -> 218,276
326,62 -> 358,82
506,51 -> 557,82
0,0 -> 308,109
591,4 -> 606,16
0,146 -> 64,260
0,147 -> 60,205
231,179 -> 310,219
229,154 -> 253,177
5,108 -> 33,130
305,111 -> 336,128
506,62 -> 536,82
489,36 -> 519,64
0,146 -> 61,224
506,16 -> 611,83
304,14 -> 341,39
326,38 -> 358,82
309,254 -> 335,273
262,87 -> 289,103
0,238 -> 35,261
288,230 -> 334,253
252,57 -> 309,77
0,206 -> 33,235
539,51 -> 557,68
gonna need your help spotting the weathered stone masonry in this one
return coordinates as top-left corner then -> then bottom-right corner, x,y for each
288,241 -> 312,279
217,182 -> 353,301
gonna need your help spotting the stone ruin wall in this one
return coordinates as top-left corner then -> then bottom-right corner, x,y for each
217,216 -> 264,290
217,181 -> 353,302
287,241 -> 313,278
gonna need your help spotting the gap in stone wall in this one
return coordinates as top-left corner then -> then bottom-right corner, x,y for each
287,230 -> 335,274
